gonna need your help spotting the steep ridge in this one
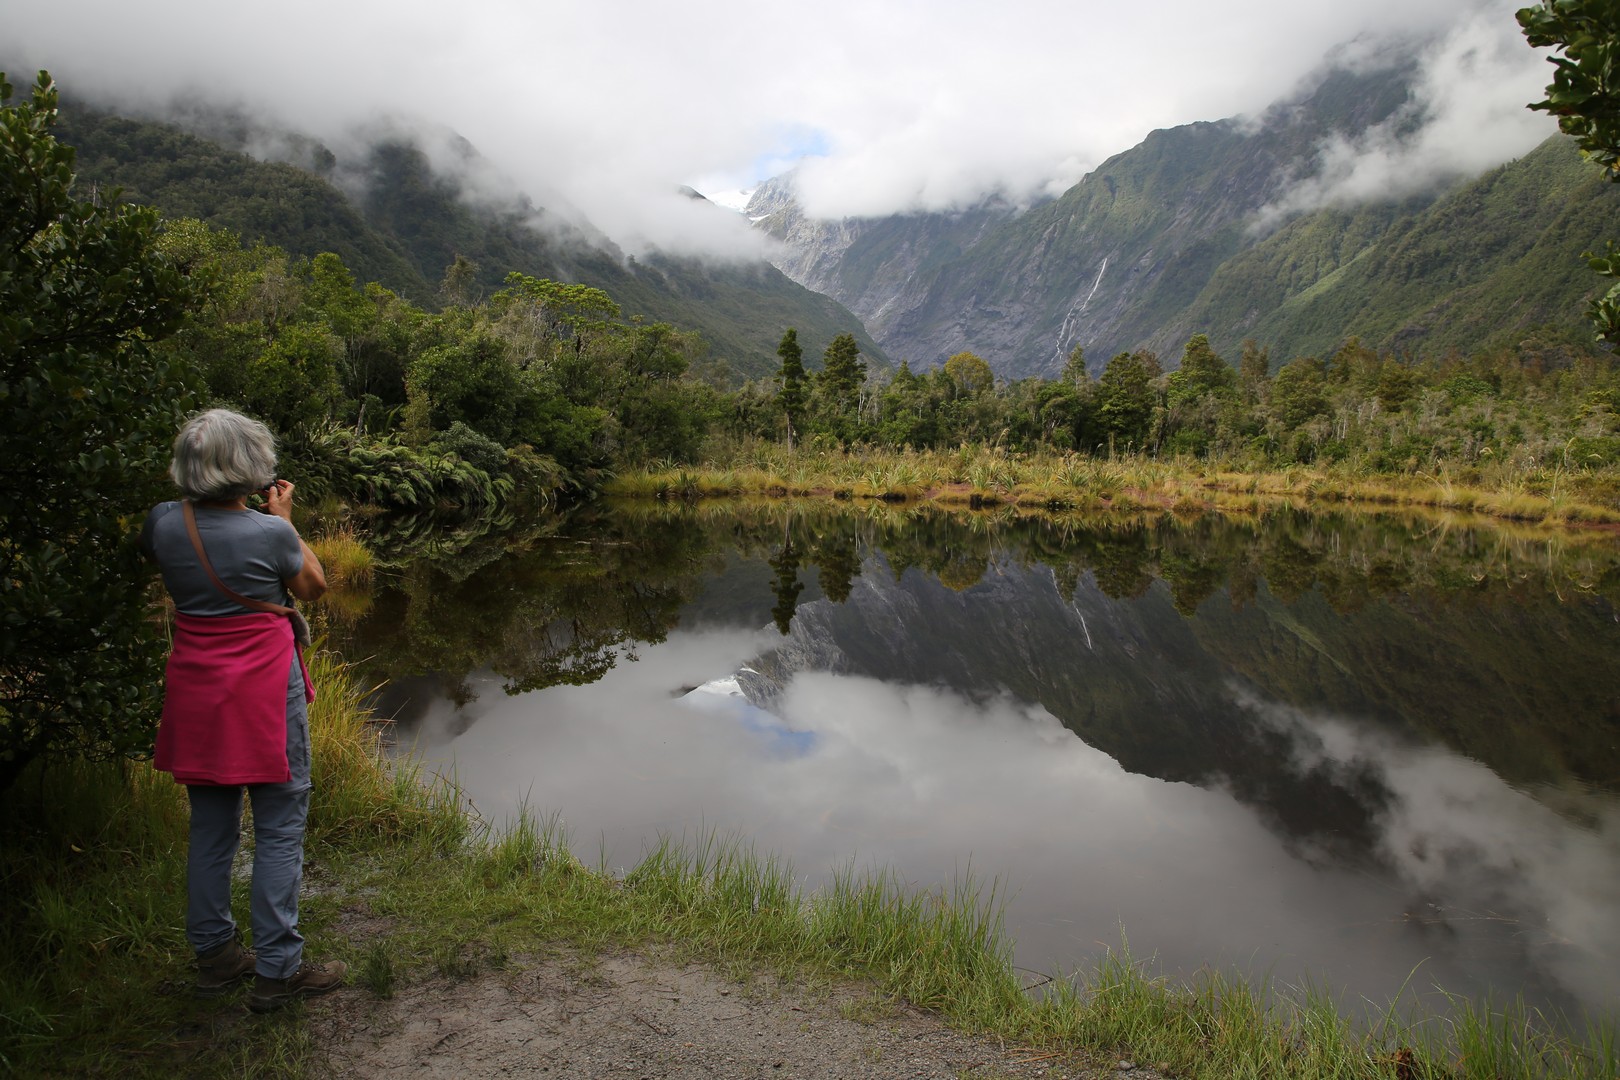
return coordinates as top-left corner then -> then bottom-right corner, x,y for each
1188,135 -> 1620,361
751,66 -> 1415,375
751,65 -> 1618,376
55,105 -> 885,384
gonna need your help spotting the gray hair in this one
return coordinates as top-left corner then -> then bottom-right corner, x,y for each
169,409 -> 278,500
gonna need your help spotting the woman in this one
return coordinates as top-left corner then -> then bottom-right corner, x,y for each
142,408 -> 346,1012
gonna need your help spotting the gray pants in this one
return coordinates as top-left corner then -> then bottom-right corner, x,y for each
184,674 -> 312,979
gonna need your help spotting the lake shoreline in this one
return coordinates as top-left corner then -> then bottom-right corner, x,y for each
606,450 -> 1620,531
6,645 -> 1615,1077
8,500 -> 1620,1077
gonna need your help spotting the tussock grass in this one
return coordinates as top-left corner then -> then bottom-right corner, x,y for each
4,652 -> 1616,1078
0,648 -> 463,1078
308,526 -> 377,627
0,754 -> 300,1077
608,446 -> 1620,530
308,526 -> 374,588
304,648 -> 466,850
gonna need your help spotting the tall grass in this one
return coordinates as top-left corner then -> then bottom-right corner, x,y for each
303,647 -> 467,850
0,647 -> 463,1077
307,526 -> 374,589
607,444 -> 1620,528
0,754 -> 271,1077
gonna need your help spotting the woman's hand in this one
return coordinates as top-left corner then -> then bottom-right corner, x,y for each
267,479 -> 327,601
264,479 -> 295,523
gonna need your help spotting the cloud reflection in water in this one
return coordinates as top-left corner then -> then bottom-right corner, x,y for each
397,626 -> 1619,1018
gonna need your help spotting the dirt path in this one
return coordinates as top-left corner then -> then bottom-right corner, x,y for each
309,948 -> 1170,1079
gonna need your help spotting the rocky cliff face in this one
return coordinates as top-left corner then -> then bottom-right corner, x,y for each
751,177 -> 1021,363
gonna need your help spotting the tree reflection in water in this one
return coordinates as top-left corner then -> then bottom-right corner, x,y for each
338,501 -> 1620,789
331,500 -> 1620,1022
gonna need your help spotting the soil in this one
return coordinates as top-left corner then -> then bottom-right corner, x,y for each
307,947 -> 1172,1080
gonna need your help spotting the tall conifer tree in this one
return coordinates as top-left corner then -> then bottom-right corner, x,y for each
776,328 -> 806,447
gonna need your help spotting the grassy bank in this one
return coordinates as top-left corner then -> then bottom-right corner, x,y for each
605,443 -> 1620,528
2,651 -> 1615,1078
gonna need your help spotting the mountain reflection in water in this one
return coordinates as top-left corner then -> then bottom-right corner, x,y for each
350,504 -> 1620,1021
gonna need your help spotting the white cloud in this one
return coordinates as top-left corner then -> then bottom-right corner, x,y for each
1244,689 -> 1620,1010
395,628 -> 1620,1011
4,0 -> 1559,255
1255,2 -> 1557,229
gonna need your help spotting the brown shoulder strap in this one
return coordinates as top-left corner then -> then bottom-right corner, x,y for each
181,500 -> 296,618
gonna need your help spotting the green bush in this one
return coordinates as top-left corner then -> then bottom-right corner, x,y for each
0,72 -> 197,791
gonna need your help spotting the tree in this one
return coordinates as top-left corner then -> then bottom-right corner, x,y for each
408,331 -> 520,445
1062,345 -> 1089,387
877,361 -> 944,448
1520,1 -> 1620,181
1374,358 -> 1420,410
1270,357 -> 1330,428
494,273 -> 620,349
944,351 -> 995,397
243,323 -> 343,432
1163,334 -> 1237,455
1239,339 -> 1270,404
1034,380 -> 1087,450
0,72 -> 197,791
1519,1 -> 1620,344
1096,350 -> 1162,452
816,332 -> 867,444
776,328 -> 807,447
1165,334 -> 1235,407
819,332 -> 866,408
438,253 -> 481,309
609,322 -> 710,462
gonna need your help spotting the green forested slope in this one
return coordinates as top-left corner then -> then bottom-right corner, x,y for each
349,139 -> 887,381
56,106 -> 884,383
56,108 -> 435,301
1188,136 -> 1620,361
759,63 -> 1618,375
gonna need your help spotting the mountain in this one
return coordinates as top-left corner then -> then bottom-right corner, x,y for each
747,176 -> 1024,351
1184,136 -> 1620,361
53,105 -> 886,384
749,65 -> 1620,376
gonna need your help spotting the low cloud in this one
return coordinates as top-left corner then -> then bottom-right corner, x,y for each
1244,688 -> 1620,1010
1255,3 -> 1557,230
6,0 -> 1557,256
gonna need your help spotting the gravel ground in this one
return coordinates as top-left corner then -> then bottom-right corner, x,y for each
308,948 -> 1172,1079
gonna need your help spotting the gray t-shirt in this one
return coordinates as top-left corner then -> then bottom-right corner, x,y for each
141,501 -> 306,695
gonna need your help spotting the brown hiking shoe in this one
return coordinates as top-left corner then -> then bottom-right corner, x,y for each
247,959 -> 348,1013
194,936 -> 256,998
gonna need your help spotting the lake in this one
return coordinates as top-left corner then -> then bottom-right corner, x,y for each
337,502 -> 1620,1023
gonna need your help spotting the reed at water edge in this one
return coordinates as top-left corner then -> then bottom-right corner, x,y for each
606,441 -> 1620,527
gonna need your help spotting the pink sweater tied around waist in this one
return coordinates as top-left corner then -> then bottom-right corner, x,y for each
154,611 -> 315,786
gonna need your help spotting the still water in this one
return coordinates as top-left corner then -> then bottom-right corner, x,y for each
341,503 -> 1620,1021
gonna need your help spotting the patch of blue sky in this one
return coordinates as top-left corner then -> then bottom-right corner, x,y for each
702,124 -> 834,191
750,123 -> 831,178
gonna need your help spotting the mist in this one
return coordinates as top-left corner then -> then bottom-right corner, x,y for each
1255,4 -> 1557,230
6,0 -> 1560,257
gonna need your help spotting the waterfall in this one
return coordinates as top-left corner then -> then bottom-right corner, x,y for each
1050,257 -> 1109,369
